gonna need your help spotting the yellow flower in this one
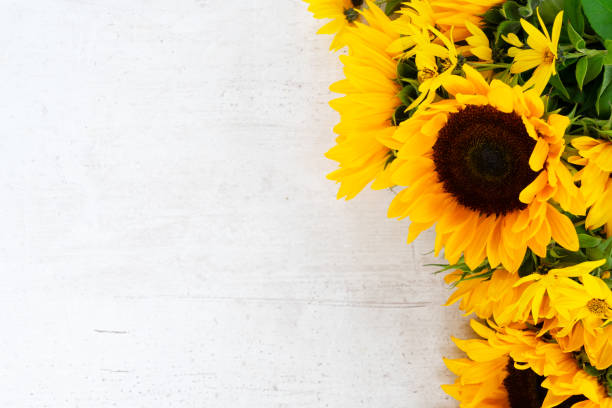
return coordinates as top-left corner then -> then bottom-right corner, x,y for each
444,320 -> 612,407
553,272 -> 612,370
512,260 -> 606,324
464,20 -> 492,62
445,269 -> 526,325
387,64 -> 584,272
555,274 -> 612,327
304,0 -> 364,51
388,25 -> 458,110
325,1 -> 403,199
507,10 -> 563,95
394,0 -> 500,43
570,137 -> 612,231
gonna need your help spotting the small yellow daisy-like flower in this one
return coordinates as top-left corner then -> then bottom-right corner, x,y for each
387,24 -> 458,110
325,1 -> 403,199
444,320 -> 612,408
570,137 -> 612,232
387,64 -> 584,272
464,20 -> 492,62
552,272 -> 612,370
511,260 -> 606,324
304,0 -> 364,51
506,10 -> 563,95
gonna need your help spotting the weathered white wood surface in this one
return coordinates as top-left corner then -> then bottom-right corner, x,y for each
0,1 -> 472,406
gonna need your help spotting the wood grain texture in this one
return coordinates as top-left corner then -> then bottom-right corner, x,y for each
0,0 -> 472,406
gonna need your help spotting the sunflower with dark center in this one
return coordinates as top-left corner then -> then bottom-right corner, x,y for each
433,105 -> 537,216
387,64 -> 585,272
443,320 -> 612,408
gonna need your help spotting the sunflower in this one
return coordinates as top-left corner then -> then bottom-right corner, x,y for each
570,137 -> 612,232
444,320 -> 612,408
304,0 -> 364,51
387,64 -> 584,272
325,1 -> 403,199
507,10 -> 563,95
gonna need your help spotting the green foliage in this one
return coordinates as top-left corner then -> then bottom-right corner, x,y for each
382,0 -> 404,15
567,22 -> 586,50
565,0 -> 586,34
597,66 -> 612,117
582,0 -> 612,39
480,0 -> 611,122
502,1 -> 522,20
576,57 -> 589,90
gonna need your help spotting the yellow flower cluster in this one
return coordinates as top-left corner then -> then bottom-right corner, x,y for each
306,0 -> 612,405
447,260 -> 612,370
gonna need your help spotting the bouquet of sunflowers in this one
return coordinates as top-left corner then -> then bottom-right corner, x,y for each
305,0 -> 612,406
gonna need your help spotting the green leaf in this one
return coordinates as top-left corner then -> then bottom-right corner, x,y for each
582,0 -> 612,39
483,7 -> 505,25
576,57 -> 589,90
587,247 -> 605,260
597,65 -> 612,117
538,0 -> 564,23
502,1 -> 522,19
496,20 -> 521,39
384,0 -> 403,15
565,0 -> 585,34
397,60 -> 417,79
398,85 -> 417,106
585,54 -> 605,86
583,363 -> 605,377
518,5 -> 533,17
549,74 -> 571,99
604,40 -> 612,65
392,105 -> 412,126
567,22 -> 586,50
578,234 -> 602,248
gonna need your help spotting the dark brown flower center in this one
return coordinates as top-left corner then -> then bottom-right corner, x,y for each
351,0 -> 363,6
432,105 -> 538,216
504,359 -> 586,408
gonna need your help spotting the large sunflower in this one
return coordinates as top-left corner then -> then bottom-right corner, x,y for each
570,137 -> 612,232
387,65 -> 585,272
325,1 -> 404,199
304,0 -> 364,51
444,320 -> 612,408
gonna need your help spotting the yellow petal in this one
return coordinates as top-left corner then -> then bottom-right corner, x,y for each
547,204 -> 578,251
502,33 -> 524,47
519,171 -> 548,203
549,259 -> 605,277
529,137 -> 549,171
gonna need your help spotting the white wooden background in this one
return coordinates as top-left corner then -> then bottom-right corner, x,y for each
0,1 -> 471,406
